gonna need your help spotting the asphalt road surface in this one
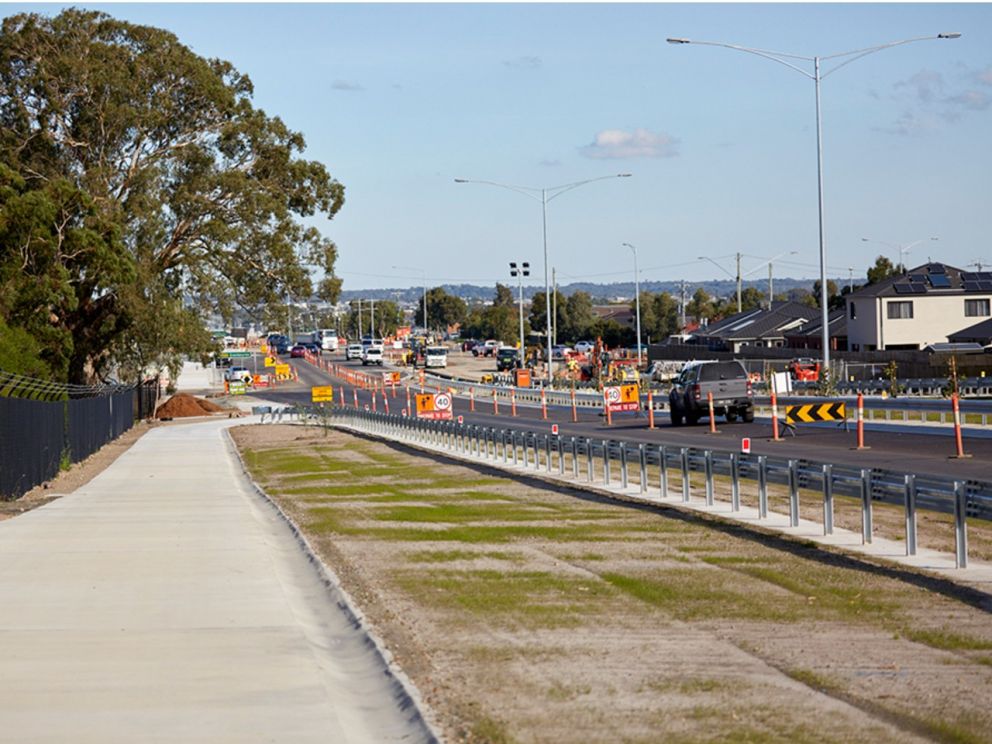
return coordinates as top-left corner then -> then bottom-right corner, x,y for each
264,356 -> 992,483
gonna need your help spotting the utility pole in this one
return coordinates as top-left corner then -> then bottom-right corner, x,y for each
357,299 -> 362,339
552,267 -> 558,347
767,263 -> 773,311
679,280 -> 687,333
510,261 -> 530,351
848,267 -> 854,295
735,251 -> 742,313
369,298 -> 376,338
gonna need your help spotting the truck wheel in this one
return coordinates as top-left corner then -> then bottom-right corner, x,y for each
686,412 -> 699,426
725,410 -> 738,423
742,407 -> 755,423
670,410 -> 683,427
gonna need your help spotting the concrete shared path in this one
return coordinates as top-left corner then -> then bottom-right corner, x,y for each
0,416 -> 436,744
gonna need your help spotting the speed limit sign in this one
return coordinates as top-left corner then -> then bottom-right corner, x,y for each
434,393 -> 452,411
605,386 -> 622,404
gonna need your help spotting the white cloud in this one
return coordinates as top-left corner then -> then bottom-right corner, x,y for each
331,80 -> 364,92
947,90 -> 992,111
894,69 -> 945,103
976,67 -> 992,86
580,128 -> 679,160
884,65 -> 992,135
503,56 -> 541,70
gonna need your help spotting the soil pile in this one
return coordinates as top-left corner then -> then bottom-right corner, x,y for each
155,394 -> 226,419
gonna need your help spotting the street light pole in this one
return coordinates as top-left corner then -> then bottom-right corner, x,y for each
697,254 -> 743,312
861,236 -> 939,273
622,243 -> 643,365
669,32 -> 960,377
510,261 -> 530,352
456,174 -> 632,381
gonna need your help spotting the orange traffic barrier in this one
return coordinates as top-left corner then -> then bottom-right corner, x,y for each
952,393 -> 971,458
648,389 -> 655,429
771,390 -> 781,441
855,392 -> 869,450
707,391 -> 718,434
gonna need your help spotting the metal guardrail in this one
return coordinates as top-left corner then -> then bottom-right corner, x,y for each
282,406 -> 992,569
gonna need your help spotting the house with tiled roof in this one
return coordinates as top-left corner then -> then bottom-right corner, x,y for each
691,301 -> 820,352
845,263 -> 992,351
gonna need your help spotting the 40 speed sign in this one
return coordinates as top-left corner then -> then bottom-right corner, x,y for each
415,392 -> 453,420
604,383 -> 640,413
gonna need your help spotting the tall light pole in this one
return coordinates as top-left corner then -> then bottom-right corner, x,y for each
621,243 -> 643,365
861,236 -> 939,274
698,253 -> 742,312
455,174 -> 632,380
393,265 -> 428,334
510,261 -> 530,352
669,32 -> 960,376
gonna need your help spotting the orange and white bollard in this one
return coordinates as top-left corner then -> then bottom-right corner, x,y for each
648,389 -> 656,429
604,389 -> 613,426
371,387 -> 377,413
952,393 -> 971,458
470,387 -> 475,412
353,389 -> 359,408
383,392 -> 389,414
541,387 -> 548,420
707,391 -> 718,434
419,371 -> 425,392
339,387 -> 345,408
570,387 -> 578,423
406,385 -> 412,413
511,388 -> 517,417
855,392 -> 869,450
771,390 -> 781,441
493,389 -> 499,416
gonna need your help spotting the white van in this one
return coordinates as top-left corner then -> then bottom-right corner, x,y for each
424,346 -> 448,369
319,329 -> 339,352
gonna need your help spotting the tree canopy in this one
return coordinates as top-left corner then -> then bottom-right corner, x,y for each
0,9 -> 344,382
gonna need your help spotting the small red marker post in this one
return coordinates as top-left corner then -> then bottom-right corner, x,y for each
742,437 -> 751,454
552,424 -> 559,435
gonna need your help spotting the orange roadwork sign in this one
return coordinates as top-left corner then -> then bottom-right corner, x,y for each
605,383 -> 640,413
415,392 -> 453,420
311,386 -> 333,403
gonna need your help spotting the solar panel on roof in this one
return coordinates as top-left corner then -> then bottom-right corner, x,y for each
963,281 -> 982,292
913,284 -> 927,293
928,274 -> 952,288
893,284 -> 914,294
929,264 -> 946,274
979,281 -> 992,292
908,274 -> 927,283
962,273 -> 979,281
981,272 -> 992,281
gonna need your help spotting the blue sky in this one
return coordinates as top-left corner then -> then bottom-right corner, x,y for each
7,3 -> 992,292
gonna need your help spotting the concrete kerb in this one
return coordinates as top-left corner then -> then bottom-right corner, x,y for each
328,420 -> 992,608
223,425 -> 444,744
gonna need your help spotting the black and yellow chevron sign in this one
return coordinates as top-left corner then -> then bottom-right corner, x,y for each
786,402 -> 846,424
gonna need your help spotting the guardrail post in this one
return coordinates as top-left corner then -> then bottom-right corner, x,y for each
704,450 -> 714,506
501,430 -> 508,463
757,456 -> 768,518
788,459 -> 799,527
954,481 -> 968,568
730,452 -> 740,512
545,434 -> 552,472
620,443 -> 629,490
860,468 -> 873,544
586,438 -> 594,483
558,436 -> 565,475
511,432 -> 518,467
659,446 -> 669,498
571,437 -> 579,479
680,448 -> 690,503
904,473 -> 917,556
603,440 -> 611,486
822,464 -> 834,535
638,444 -> 647,494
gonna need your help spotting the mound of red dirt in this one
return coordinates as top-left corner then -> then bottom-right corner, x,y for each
155,394 -> 228,419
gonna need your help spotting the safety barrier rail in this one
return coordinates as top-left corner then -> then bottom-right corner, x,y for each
276,405 -> 991,569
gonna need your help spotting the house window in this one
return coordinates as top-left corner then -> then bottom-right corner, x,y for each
849,302 -> 856,320
965,299 -> 991,317
887,301 -> 913,319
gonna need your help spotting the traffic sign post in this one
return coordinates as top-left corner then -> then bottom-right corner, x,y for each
311,386 -> 333,403
416,392 -> 453,420
786,401 -> 846,425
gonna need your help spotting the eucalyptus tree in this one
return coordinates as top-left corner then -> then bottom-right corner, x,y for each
0,9 -> 345,382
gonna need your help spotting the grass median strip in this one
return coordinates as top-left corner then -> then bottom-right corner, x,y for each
234,425 -> 992,744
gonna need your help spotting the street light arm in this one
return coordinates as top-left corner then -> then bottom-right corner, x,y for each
819,34 -> 961,77
667,38 -> 814,79
741,250 -> 799,278
545,173 -> 632,203
698,255 -> 736,280
454,178 -> 543,202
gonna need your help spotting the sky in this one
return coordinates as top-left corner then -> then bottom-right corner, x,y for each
5,2 -> 992,293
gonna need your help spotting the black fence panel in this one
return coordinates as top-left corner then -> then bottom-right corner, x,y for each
111,390 -> 134,440
0,396 -> 65,499
135,379 -> 160,421
67,396 -> 110,463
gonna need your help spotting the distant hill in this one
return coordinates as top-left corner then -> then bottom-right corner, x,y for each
339,277 -> 836,304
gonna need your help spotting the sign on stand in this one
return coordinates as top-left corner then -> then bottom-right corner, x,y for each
264,356 -> 276,367
605,383 -> 640,413
415,392 -> 453,420
311,386 -> 333,403
228,381 -> 247,396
